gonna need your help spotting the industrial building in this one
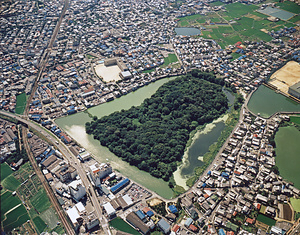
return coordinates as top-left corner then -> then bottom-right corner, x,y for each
126,212 -> 150,235
88,163 -> 112,187
288,81 -> 300,99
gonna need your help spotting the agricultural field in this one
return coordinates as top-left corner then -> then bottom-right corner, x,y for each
1,162 -> 61,233
1,163 -> 13,180
177,2 -> 297,48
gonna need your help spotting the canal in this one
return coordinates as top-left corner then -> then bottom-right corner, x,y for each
247,85 -> 300,118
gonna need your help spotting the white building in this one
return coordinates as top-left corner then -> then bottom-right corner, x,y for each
89,163 -> 112,187
68,179 -> 86,201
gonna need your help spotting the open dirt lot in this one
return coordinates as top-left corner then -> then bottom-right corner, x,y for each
269,61 -> 300,94
147,198 -> 162,207
94,64 -> 121,82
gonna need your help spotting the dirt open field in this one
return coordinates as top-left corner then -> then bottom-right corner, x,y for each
269,61 -> 300,94
147,198 -> 163,207
94,63 -> 122,82
279,203 -> 293,221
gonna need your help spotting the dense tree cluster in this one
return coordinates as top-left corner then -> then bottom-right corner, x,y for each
86,73 -> 228,181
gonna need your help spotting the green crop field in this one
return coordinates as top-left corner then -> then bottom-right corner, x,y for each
1,163 -> 13,180
15,93 -> 27,115
109,217 -> 140,235
177,2 -> 296,48
275,0 -> 300,14
0,191 -> 21,218
2,204 -> 30,232
2,174 -> 21,191
33,216 -> 47,233
30,189 -> 51,213
257,214 -> 276,227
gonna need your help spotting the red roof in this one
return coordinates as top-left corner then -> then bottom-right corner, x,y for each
246,218 -> 255,224
172,224 -> 180,232
189,224 -> 198,232
143,207 -> 150,213
227,231 -> 235,235
235,41 -> 242,45
233,211 -> 237,216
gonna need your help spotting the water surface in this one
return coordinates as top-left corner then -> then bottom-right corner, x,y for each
247,85 -> 300,118
275,126 -> 300,189
175,27 -> 201,36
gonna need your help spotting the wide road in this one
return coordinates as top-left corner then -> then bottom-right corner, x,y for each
0,111 -> 111,235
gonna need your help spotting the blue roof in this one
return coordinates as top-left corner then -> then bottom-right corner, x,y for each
110,178 -> 130,193
135,210 -> 146,220
146,210 -> 154,217
219,229 -> 226,235
168,205 -> 178,214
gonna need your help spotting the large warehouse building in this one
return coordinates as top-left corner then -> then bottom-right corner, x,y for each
288,81 -> 300,99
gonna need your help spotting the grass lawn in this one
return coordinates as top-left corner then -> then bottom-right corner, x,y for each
257,214 -> 276,227
30,189 -> 51,214
2,204 -> 30,232
142,68 -> 155,73
109,217 -> 140,235
15,93 -> 27,115
290,198 -> 300,212
33,216 -> 47,233
162,54 -> 178,67
2,174 -> 21,191
1,163 -> 13,180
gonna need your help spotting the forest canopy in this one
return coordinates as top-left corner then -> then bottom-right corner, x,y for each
86,72 -> 228,181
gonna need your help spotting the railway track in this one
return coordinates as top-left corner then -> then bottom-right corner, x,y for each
22,127 -> 75,235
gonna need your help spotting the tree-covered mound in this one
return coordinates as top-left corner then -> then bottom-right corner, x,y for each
86,72 -> 228,181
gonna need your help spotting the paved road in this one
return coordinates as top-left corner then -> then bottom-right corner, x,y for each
0,111 -> 111,234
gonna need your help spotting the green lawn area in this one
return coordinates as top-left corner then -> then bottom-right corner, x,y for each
1,163 -> 13,180
15,93 -> 27,115
33,216 -> 47,233
142,68 -> 155,73
2,204 -> 30,232
257,214 -> 276,227
260,205 -> 267,214
290,198 -> 300,212
109,217 -> 140,235
30,189 -> 51,214
2,174 -> 21,191
162,54 -> 178,67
